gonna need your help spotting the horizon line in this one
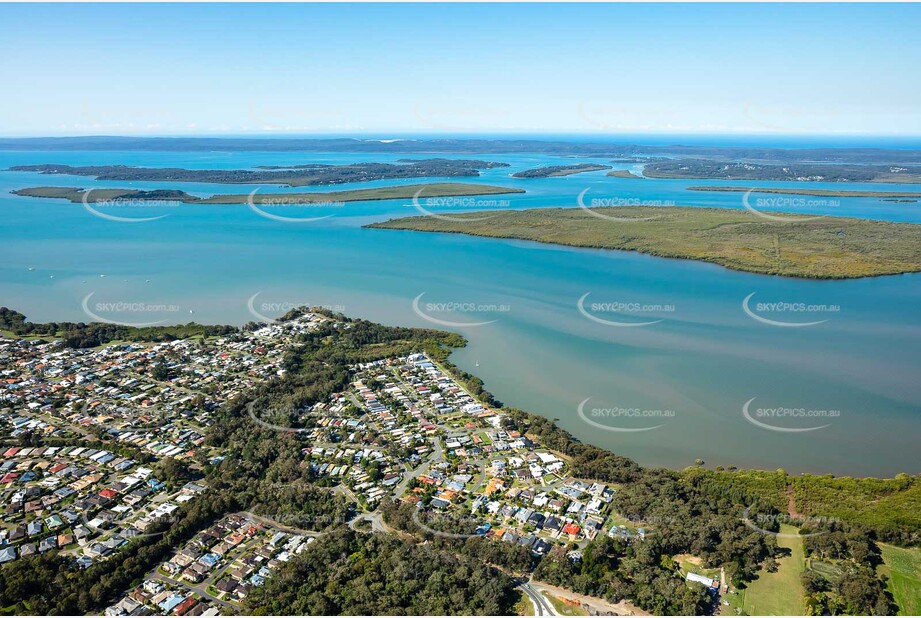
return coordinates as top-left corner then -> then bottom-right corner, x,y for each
2,131 -> 921,140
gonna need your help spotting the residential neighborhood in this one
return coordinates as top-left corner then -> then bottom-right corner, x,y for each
0,314 -> 326,570
304,352 -> 647,554
105,513 -> 317,616
1,313 -> 661,616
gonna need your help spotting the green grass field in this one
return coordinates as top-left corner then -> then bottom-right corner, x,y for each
367,206 -> 921,279
878,543 -> 921,615
542,593 -> 588,616
737,525 -> 806,616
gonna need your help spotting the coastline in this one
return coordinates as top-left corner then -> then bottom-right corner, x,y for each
1,304 -> 916,546
687,186 -> 921,198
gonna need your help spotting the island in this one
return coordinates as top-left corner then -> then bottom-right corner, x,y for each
366,206 -> 921,279
512,163 -> 612,178
609,157 -> 669,163
643,159 -> 921,183
7,159 -> 510,187
11,183 -> 524,204
606,169 -> 644,179
687,186 -> 921,198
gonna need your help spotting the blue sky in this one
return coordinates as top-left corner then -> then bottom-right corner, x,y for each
1,3 -> 919,136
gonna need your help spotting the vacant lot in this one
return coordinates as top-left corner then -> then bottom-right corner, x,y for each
739,525 -> 806,616
878,544 -> 921,616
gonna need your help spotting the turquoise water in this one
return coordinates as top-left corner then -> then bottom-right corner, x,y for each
1,149 -> 918,476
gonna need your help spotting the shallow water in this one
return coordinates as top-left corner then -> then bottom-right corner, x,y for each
1,148 -> 918,476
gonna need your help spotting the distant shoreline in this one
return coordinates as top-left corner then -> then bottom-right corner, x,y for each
688,186 -> 921,198
2,136 -> 920,164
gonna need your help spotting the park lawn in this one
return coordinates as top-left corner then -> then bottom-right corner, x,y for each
878,543 -> 921,616
740,524 -> 806,616
542,593 -> 588,616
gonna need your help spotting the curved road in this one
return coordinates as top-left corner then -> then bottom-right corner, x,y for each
518,581 -> 558,616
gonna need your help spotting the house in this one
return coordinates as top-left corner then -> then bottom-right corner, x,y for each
105,597 -> 141,616
686,572 -> 716,589
515,508 -> 534,523
76,556 -> 94,569
526,512 -> 546,528
516,534 -> 536,548
173,597 -> 198,616
562,523 -> 581,537
38,536 -> 58,553
158,594 -> 186,614
429,497 -> 450,509
215,578 -> 238,595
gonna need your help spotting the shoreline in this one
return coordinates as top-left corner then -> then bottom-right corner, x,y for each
2,310 -> 916,486
688,186 -> 921,198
